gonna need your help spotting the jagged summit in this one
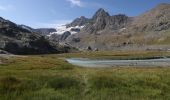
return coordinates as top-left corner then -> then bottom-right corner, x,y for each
83,8 -> 129,33
79,16 -> 86,19
92,8 -> 110,20
66,16 -> 89,28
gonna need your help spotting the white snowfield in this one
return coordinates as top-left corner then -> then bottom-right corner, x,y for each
48,25 -> 84,36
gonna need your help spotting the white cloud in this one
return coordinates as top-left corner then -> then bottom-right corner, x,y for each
0,5 -> 15,11
66,0 -> 84,7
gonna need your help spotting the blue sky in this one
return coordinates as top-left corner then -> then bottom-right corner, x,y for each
0,0 -> 169,28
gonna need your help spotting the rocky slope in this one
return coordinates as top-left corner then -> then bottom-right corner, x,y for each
65,3 -> 170,51
129,3 -> 170,32
0,17 -> 70,54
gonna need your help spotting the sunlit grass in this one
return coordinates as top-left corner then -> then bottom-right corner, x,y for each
0,51 -> 170,100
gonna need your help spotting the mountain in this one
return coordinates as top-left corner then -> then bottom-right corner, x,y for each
0,17 -> 71,54
5,3 -> 168,53
82,8 -> 130,34
66,16 -> 89,28
66,8 -> 132,50
83,8 -> 110,33
65,3 -> 170,51
48,17 -> 89,39
47,16 -> 89,37
48,16 -> 89,37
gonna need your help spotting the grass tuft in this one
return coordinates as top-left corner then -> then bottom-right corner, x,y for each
48,76 -> 81,90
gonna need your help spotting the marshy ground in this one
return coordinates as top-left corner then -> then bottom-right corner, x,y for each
0,51 -> 170,100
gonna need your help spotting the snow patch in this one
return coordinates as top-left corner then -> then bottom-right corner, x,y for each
48,25 -> 84,36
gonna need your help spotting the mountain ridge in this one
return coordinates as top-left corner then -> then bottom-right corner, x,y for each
1,3 -> 170,53
0,17 -> 72,54
64,3 -> 170,51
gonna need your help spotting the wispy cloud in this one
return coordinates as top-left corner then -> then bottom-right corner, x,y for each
66,0 -> 104,8
0,5 -> 15,11
66,0 -> 84,7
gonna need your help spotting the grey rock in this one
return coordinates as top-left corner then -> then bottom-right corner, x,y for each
70,28 -> 80,33
66,16 -> 89,28
86,46 -> 92,51
83,8 -> 130,33
60,31 -> 71,41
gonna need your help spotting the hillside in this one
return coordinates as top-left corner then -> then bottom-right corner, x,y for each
63,3 -> 170,51
0,17 -> 70,54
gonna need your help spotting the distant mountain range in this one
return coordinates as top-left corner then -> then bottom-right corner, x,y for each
0,3 -> 170,54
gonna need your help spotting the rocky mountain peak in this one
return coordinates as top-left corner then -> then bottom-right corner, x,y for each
92,8 -> 110,20
80,16 -> 86,19
66,16 -> 89,28
83,8 -> 129,33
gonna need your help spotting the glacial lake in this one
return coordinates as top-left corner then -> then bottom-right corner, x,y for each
66,58 -> 170,68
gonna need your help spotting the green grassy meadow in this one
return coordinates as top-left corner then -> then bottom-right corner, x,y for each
0,51 -> 170,100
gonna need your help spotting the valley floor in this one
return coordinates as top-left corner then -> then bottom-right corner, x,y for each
0,51 -> 170,100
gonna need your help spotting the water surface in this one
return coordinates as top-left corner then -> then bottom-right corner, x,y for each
66,58 -> 170,68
